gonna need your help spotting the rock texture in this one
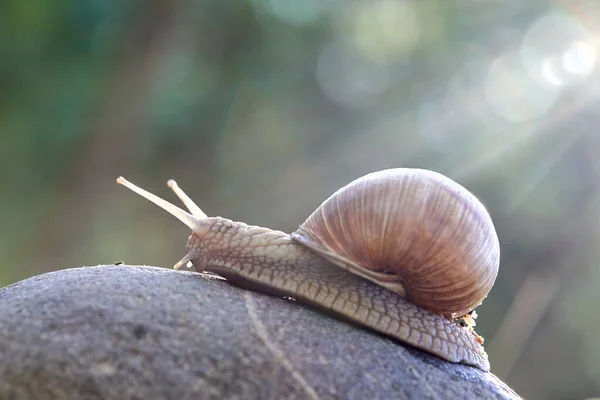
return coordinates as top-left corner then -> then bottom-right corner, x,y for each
0,265 -> 521,400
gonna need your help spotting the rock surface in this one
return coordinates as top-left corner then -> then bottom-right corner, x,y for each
0,265 -> 521,400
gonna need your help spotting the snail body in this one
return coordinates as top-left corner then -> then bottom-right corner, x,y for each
116,168 -> 500,371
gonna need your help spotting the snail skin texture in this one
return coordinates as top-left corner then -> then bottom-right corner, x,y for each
116,168 -> 500,371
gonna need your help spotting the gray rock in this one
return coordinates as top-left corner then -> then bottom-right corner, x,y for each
0,265 -> 521,400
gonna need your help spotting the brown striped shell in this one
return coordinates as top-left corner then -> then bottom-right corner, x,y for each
290,168 -> 500,319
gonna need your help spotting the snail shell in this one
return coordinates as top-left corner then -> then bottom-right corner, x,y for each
291,168 -> 500,319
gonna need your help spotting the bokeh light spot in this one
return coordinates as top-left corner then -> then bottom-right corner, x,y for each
563,41 -> 596,76
540,58 -> 564,87
521,12 -> 595,87
316,41 -> 390,109
332,0 -> 419,63
251,0 -> 329,26
484,52 -> 559,123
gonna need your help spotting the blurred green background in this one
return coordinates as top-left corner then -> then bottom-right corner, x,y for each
1,0 -> 600,398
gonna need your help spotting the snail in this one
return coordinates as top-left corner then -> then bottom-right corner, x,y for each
116,168 -> 500,371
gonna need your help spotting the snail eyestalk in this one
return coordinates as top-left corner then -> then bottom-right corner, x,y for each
116,176 -> 203,231
167,179 -> 208,219
173,252 -> 195,270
